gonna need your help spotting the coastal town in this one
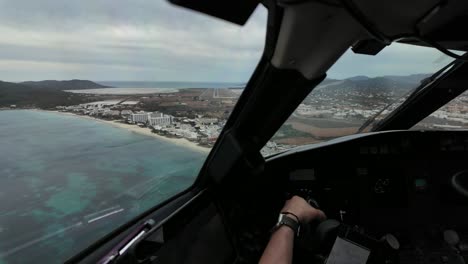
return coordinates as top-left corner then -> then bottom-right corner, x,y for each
56,99 -> 223,149
34,85 -> 291,155
53,99 -> 295,156
3,77 -> 468,156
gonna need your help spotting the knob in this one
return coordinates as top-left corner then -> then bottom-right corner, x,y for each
381,234 -> 400,250
444,230 -> 460,246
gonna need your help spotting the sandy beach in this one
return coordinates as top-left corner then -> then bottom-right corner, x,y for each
36,110 -> 211,154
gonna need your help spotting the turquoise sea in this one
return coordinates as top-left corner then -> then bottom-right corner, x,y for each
0,110 -> 207,263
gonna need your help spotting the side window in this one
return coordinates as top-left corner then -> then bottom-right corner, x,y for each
412,90 -> 468,130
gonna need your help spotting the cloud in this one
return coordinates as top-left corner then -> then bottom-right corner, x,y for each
328,43 -> 454,79
0,0 -> 457,82
0,0 -> 267,82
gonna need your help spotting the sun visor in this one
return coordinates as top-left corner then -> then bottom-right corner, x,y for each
167,0 -> 260,25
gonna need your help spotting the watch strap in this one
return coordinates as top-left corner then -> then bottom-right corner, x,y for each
273,213 -> 300,236
281,211 -> 300,224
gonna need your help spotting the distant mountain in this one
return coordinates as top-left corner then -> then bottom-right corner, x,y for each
0,80 -> 95,108
347,75 -> 370,81
318,77 -> 414,95
20,79 -> 110,90
311,74 -> 431,106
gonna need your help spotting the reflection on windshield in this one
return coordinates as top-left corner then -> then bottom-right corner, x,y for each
262,44 -> 452,156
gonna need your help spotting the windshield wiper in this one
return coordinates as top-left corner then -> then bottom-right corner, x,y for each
357,60 -> 458,133
357,90 -> 412,133
98,219 -> 156,264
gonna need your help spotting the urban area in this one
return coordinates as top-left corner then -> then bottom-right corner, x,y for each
3,76 -> 468,156
54,88 -> 244,149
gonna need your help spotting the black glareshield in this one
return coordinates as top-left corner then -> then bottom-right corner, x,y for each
167,0 -> 260,25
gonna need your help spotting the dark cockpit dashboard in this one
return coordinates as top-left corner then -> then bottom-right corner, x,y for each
265,130 -> 468,263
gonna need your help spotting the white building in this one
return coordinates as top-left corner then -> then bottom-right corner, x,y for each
103,110 -> 120,117
170,129 -> 198,140
130,113 -> 150,123
81,100 -> 120,109
130,112 -> 174,125
196,118 -> 218,125
149,114 -> 174,126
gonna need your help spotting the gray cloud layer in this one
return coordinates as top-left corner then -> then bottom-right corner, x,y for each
0,0 -> 453,82
0,0 -> 266,82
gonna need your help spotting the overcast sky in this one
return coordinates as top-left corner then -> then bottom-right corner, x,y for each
0,0 -> 454,82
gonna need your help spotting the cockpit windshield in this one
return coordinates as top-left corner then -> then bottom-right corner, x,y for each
0,1 -> 266,263
262,43 -> 453,156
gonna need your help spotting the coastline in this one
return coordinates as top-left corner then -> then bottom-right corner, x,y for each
35,109 -> 211,154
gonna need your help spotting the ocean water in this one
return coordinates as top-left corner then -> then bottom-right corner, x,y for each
0,110 -> 207,263
97,81 -> 245,89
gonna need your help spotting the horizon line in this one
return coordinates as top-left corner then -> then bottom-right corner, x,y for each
3,73 -> 432,83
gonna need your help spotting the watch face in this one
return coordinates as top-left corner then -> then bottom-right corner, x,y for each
278,214 -> 287,222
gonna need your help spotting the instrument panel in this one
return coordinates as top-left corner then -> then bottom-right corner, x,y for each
269,130 -> 468,216
266,130 -> 468,263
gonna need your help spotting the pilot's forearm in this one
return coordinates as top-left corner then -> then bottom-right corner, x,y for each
259,226 -> 295,264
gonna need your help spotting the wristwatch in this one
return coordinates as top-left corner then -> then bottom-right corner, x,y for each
272,213 -> 301,236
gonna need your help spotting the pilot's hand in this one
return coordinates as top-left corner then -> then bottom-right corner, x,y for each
281,195 -> 326,224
